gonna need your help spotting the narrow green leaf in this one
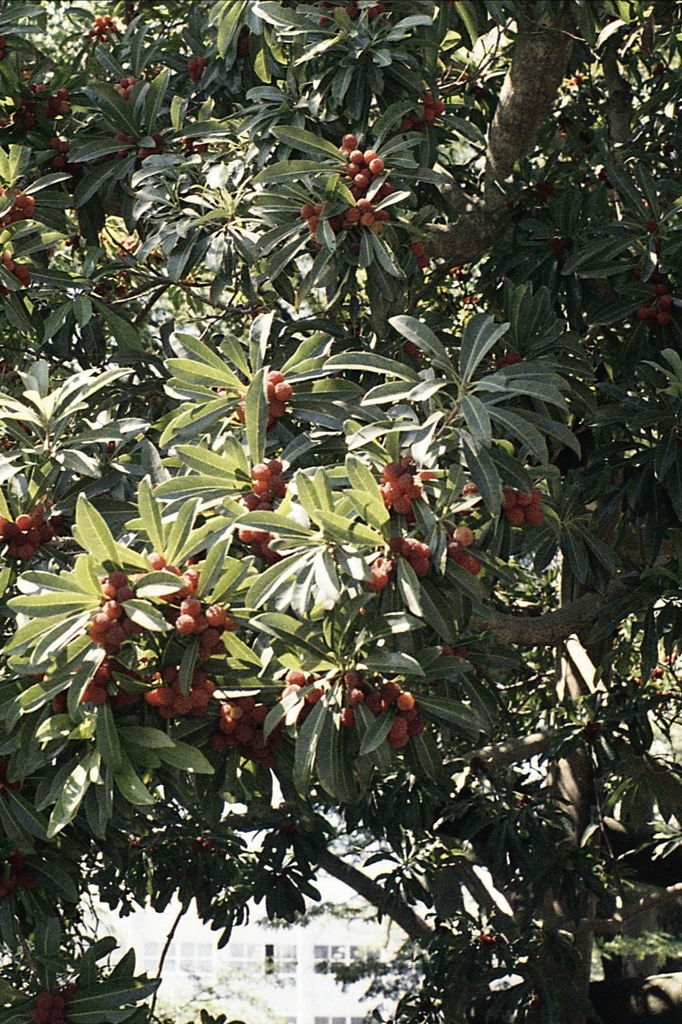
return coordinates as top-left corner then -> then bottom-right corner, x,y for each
244,366 -> 268,466
96,703 -> 122,771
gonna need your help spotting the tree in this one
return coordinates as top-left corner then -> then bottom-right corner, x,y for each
0,1 -> 681,1022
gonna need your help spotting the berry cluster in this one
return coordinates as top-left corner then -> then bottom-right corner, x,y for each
89,14 -> 119,41
31,987 -> 78,1024
534,180 -> 555,203
409,240 -> 429,270
302,197 -> 390,238
0,851 -> 36,901
319,2 -> 385,24
343,673 -> 424,747
145,665 -> 216,718
0,189 -> 35,228
446,525 -> 481,576
0,507 -> 62,561
237,370 -> 293,430
495,351 -> 521,370
137,132 -> 166,160
240,459 -> 287,512
501,487 -> 544,527
15,86 -> 70,127
88,572 -> 144,653
237,27 -> 250,57
379,459 -> 423,516
149,554 -> 235,660
52,658 -> 141,711
367,555 -> 395,591
402,90 -> 445,132
210,695 -> 280,767
280,670 -> 325,724
388,536 -> 431,577
49,137 -> 70,169
188,56 -> 208,81
111,131 -> 136,159
339,137 -> 393,203
0,762 -> 20,798
237,522 -> 281,564
0,36 -> 7,60
548,236 -> 574,256
114,76 -> 138,100
0,250 -> 31,293
636,270 -> 674,328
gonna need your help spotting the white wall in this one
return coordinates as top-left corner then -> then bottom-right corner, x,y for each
101,875 -> 404,1024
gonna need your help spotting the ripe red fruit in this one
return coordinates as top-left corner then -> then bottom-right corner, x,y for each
659,294 -> 673,310
148,552 -> 166,570
286,670 -> 307,687
454,526 -> 473,547
523,506 -> 545,527
396,692 -> 415,711
645,218 -> 658,233
341,134 -> 358,152
505,506 -> 525,526
657,311 -> 672,326
176,614 -> 196,635
15,514 -> 32,531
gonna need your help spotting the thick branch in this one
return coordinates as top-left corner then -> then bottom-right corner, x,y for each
476,591 -> 606,647
602,48 -> 632,145
427,6 -> 575,264
465,730 -> 553,769
318,850 -> 433,942
592,884 -> 682,936
485,7 -> 575,204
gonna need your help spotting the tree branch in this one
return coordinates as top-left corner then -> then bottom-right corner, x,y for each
592,884 -> 682,936
476,591 -> 606,647
427,5 -> 575,264
317,849 -> 433,942
602,48 -> 632,145
463,730 -> 554,770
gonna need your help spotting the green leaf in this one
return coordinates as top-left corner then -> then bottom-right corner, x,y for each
252,613 -> 333,661
359,709 -> 394,756
409,729 -> 443,780
5,789 -> 48,840
114,751 -> 155,805
143,68 -> 169,132
164,499 -> 199,566
216,0 -> 248,56
461,433 -> 501,515
417,694 -> 485,736
397,558 -> 423,617
47,754 -> 95,837
389,315 -> 455,376
96,703 -> 122,771
316,509 -> 383,547
137,477 -> 164,552
73,496 -> 119,566
246,551 -> 316,608
270,125 -> 341,161
293,697 -> 328,796
244,366 -> 268,466
133,571 -> 186,598
122,600 -> 171,633
316,712 -> 356,801
460,314 -> 510,382
325,351 -> 419,382
461,394 -> 492,445
119,727 -> 175,749
362,651 -> 424,675
253,159 -> 329,184
157,741 -> 215,774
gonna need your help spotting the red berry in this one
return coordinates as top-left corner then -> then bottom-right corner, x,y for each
148,552 -> 166,570
645,218 -> 658,233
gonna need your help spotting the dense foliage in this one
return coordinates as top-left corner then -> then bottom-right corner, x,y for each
0,2 -> 682,1023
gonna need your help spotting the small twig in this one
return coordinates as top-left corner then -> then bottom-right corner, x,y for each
133,283 -> 170,326
16,920 -> 40,981
149,904 -> 187,1017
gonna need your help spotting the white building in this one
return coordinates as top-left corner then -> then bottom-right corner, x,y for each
106,875 -> 405,1024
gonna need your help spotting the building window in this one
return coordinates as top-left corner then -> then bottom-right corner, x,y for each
225,942 -> 263,975
314,945 -> 374,965
178,941 -> 213,975
313,1018 -> 366,1024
